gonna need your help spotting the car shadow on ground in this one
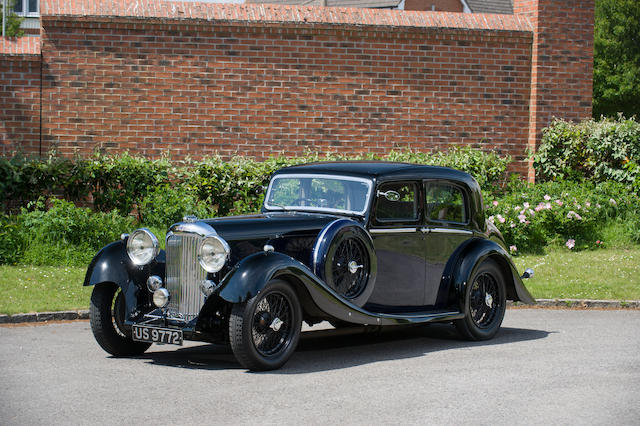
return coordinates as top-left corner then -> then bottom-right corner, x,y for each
138,323 -> 550,373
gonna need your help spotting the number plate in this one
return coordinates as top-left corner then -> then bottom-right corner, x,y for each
132,325 -> 183,345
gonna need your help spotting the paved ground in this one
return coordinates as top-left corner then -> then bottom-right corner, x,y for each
1,309 -> 639,425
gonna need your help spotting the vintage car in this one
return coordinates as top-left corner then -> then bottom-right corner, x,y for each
84,162 -> 534,370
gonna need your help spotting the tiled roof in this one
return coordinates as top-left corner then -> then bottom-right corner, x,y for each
245,0 -> 402,8
40,0 -> 531,32
465,0 -> 513,15
0,36 -> 41,58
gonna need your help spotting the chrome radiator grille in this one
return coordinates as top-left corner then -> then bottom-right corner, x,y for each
165,232 -> 207,322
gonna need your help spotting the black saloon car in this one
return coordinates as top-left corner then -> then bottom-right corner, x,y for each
85,162 -> 534,370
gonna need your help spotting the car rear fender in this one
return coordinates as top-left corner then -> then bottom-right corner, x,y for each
447,238 -> 535,310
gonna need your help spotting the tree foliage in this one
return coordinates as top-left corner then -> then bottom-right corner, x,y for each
1,0 -> 24,37
593,0 -> 640,118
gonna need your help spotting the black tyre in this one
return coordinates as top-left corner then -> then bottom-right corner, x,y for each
454,259 -> 507,341
229,279 -> 302,371
89,283 -> 151,356
322,227 -> 376,307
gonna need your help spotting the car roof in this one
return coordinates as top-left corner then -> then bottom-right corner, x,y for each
275,161 -> 475,184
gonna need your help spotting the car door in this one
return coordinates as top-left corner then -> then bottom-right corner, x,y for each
365,181 -> 427,311
422,180 -> 474,308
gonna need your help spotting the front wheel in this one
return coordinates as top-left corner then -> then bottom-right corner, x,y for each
229,279 -> 302,371
454,259 -> 506,341
89,283 -> 151,356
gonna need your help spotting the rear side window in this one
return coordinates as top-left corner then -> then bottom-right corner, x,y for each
425,183 -> 467,224
375,182 -> 418,221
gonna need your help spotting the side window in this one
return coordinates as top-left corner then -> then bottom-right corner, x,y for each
425,182 -> 467,224
375,182 -> 418,222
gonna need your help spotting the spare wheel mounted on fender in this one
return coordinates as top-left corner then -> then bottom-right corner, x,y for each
312,219 -> 377,307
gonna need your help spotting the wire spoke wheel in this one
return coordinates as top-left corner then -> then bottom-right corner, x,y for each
230,279 -> 302,371
251,292 -> 293,357
330,237 -> 369,299
454,259 -> 506,341
469,272 -> 500,328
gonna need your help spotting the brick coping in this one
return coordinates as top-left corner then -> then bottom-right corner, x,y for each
1,300 -> 638,324
0,36 -> 41,57
40,0 -> 532,33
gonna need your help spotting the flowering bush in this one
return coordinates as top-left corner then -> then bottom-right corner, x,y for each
485,180 -> 639,253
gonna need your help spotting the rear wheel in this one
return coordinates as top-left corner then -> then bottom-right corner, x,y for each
89,283 -> 151,356
454,259 -> 506,341
229,279 -> 302,371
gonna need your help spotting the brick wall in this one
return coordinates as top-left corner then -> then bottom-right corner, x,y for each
1,0 -> 595,179
0,37 -> 41,157
514,0 -> 595,180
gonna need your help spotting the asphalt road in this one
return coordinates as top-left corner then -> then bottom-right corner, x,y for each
1,309 -> 639,425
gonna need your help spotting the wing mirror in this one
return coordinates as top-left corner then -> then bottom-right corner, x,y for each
377,190 -> 400,202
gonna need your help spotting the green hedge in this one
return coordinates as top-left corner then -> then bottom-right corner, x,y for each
1,148 -> 511,218
534,116 -> 640,185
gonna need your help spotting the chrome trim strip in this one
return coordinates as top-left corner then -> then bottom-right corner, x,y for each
369,228 -> 417,234
263,173 -> 373,216
428,228 -> 473,235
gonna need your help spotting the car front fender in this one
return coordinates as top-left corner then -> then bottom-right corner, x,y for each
84,240 -> 165,317
448,238 -> 535,309
215,251 -> 463,326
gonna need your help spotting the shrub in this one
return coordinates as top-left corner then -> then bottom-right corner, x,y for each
534,116 -> 640,185
17,198 -> 134,266
486,180 -> 639,253
0,214 -> 26,264
139,184 -> 216,229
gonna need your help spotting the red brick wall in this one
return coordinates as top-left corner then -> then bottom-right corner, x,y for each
0,0 -> 595,179
514,0 -> 595,180
0,37 -> 41,157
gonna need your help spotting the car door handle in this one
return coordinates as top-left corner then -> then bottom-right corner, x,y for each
420,227 -> 430,234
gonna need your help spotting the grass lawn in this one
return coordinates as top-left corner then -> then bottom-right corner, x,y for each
0,265 -> 90,315
513,247 -> 640,300
1,247 -> 639,315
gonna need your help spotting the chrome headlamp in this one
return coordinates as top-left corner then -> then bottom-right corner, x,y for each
198,235 -> 230,273
126,228 -> 159,266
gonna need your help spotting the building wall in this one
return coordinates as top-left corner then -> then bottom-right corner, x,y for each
0,37 -> 41,157
0,0 -> 595,179
513,0 -> 594,179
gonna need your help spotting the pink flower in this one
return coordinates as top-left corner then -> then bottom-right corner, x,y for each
509,245 -> 517,253
497,215 -> 506,223
596,240 -> 602,245
510,222 -> 516,228
492,200 -> 499,207
586,202 -> 591,208
488,215 -> 495,223
518,214 -> 527,223
528,209 -> 535,216
609,198 -> 617,206
555,200 -> 563,206
535,203 -> 544,212
545,202 -> 552,209
566,239 -> 575,250
567,211 -> 582,220
523,202 -> 530,209
544,195 -> 551,201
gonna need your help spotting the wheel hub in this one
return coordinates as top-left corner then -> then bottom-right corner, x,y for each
348,260 -> 363,274
269,317 -> 284,331
485,292 -> 493,309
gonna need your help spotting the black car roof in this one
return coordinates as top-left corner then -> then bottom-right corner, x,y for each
275,161 -> 475,184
